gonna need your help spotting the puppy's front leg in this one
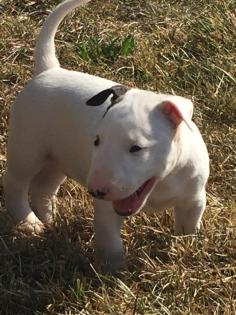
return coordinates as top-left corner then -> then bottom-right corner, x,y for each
174,192 -> 206,235
94,199 -> 126,273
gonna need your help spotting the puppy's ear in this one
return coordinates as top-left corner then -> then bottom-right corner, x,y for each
161,97 -> 194,131
86,85 -> 129,106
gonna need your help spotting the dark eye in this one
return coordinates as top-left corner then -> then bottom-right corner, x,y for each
94,135 -> 100,147
129,145 -> 143,153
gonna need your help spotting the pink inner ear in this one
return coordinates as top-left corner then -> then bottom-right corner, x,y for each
162,101 -> 183,127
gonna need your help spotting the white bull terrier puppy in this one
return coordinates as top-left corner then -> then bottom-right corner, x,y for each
4,0 -> 209,272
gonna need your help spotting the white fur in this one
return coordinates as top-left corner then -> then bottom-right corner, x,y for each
4,0 -> 209,272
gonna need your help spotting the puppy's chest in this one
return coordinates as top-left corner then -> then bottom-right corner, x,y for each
148,177 -> 185,209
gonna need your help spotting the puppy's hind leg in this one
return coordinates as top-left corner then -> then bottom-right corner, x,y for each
3,159 -> 44,234
30,160 -> 66,224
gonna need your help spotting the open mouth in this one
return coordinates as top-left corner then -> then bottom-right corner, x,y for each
113,177 -> 156,217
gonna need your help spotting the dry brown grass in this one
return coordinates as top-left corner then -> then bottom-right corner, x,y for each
0,0 -> 235,314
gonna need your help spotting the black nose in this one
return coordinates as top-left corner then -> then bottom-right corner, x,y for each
88,189 -> 107,199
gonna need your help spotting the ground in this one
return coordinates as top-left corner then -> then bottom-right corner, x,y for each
0,0 -> 235,314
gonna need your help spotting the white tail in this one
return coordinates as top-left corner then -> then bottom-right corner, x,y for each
34,0 -> 91,75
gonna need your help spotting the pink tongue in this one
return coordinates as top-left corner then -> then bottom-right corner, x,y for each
113,192 -> 140,216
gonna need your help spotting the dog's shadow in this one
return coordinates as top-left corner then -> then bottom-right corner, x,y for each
0,197 -> 99,313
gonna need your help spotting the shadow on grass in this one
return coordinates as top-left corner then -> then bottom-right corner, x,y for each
0,195 -> 100,315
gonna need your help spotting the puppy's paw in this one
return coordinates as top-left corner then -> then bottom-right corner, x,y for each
17,220 -> 45,235
174,224 -> 199,236
96,251 -> 127,275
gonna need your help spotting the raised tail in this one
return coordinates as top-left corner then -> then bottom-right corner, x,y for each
34,0 -> 91,75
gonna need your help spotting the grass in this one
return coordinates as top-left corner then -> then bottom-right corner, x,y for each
0,0 -> 236,314
76,35 -> 135,62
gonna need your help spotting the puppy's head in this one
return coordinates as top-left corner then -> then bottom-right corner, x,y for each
86,85 -> 193,216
